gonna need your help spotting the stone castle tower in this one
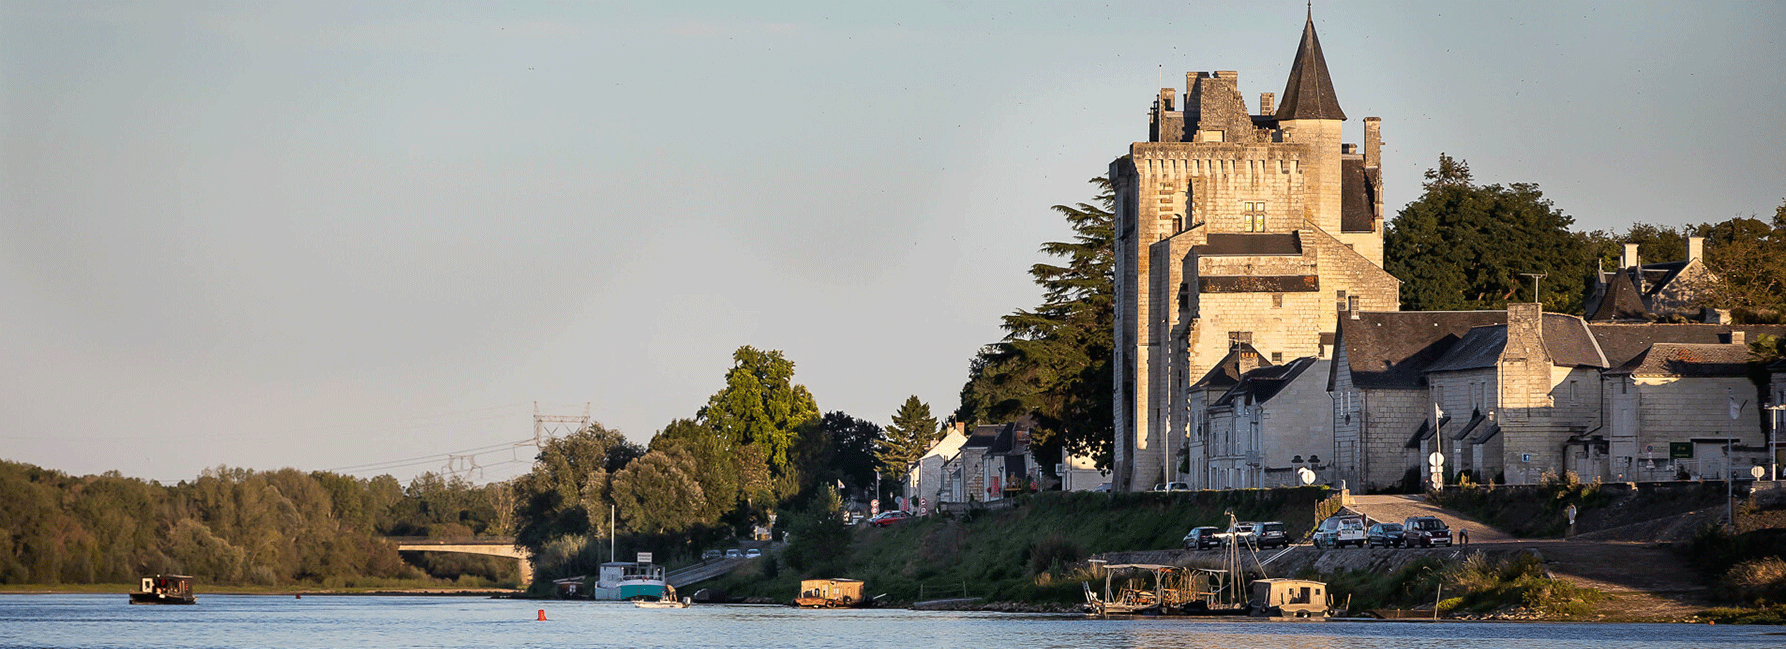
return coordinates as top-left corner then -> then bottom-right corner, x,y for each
1111,12 -> 1401,490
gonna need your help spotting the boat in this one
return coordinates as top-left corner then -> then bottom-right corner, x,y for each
129,575 -> 196,605
634,585 -> 690,608
1080,564 -> 1249,616
1248,578 -> 1329,619
588,560 -> 667,601
794,578 -> 871,608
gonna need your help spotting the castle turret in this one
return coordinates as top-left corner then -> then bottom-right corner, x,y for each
1275,10 -> 1346,234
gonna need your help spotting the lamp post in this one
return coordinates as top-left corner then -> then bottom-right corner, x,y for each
1767,404 -> 1786,482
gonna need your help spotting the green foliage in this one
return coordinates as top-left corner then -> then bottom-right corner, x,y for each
1440,552 -> 1605,617
609,451 -> 709,535
815,412 -> 882,494
1430,471 -> 1611,538
958,177 -> 1115,469
697,346 -> 820,474
1387,153 -> 1589,313
876,396 -> 938,481
511,423 -> 641,550
781,488 -> 852,574
1693,214 -> 1786,314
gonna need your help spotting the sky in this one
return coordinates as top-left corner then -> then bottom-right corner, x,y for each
3,1 -> 1783,486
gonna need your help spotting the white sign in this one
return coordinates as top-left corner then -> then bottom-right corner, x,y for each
1297,467 -> 1316,485
636,552 -> 653,564
1753,465 -> 1767,479
1429,452 -> 1445,468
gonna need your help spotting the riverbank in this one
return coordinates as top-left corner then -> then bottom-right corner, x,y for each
0,583 -> 517,597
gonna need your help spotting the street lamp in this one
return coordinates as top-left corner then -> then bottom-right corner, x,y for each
1767,404 -> 1786,482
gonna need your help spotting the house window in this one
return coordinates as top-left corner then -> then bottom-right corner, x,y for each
1271,352 -> 1283,363
1569,380 -> 1578,404
1272,293 -> 1284,308
1229,331 -> 1253,346
1243,201 -> 1267,232
1336,290 -> 1347,313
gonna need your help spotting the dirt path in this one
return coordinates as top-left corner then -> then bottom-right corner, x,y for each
1348,494 -> 1514,543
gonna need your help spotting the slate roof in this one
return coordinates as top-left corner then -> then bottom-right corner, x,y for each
1330,311 -> 1508,390
1605,343 -> 1753,377
962,424 -> 1001,449
1192,343 -> 1271,391
1423,314 -> 1608,373
1196,233 -> 1303,256
1587,324 -> 1786,367
1276,12 -> 1346,121
1213,356 -> 1317,407
1585,268 -> 1650,322
1340,158 -> 1378,233
1405,415 -> 1452,449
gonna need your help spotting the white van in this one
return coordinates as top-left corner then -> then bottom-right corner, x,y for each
1313,514 -> 1367,549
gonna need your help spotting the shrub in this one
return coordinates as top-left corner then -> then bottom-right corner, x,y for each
1722,556 -> 1786,604
1027,533 -> 1085,575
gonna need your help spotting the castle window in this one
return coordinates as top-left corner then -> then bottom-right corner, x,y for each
1271,352 -> 1283,363
1228,331 -> 1252,346
1243,201 -> 1267,232
1272,293 -> 1284,308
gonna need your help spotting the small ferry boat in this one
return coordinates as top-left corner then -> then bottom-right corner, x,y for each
794,578 -> 870,608
129,575 -> 196,605
634,585 -> 690,609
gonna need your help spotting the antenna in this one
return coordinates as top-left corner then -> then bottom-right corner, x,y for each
1520,273 -> 1547,304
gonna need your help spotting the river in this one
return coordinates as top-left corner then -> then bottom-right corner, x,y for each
2,594 -> 1780,649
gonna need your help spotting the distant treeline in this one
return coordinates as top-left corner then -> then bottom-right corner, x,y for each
0,460 -> 514,586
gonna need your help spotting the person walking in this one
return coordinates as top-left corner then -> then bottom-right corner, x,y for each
1458,526 -> 1469,548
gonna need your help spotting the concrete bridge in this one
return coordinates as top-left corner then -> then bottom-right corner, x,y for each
389,536 -> 532,586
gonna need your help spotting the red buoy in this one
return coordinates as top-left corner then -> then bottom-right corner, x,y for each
537,609 -> 547,621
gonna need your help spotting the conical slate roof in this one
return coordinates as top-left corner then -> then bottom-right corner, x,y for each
1276,11 -> 1346,121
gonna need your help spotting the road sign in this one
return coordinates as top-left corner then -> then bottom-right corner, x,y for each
1297,467 -> 1316,485
1429,452 -> 1445,468
1753,465 -> 1767,479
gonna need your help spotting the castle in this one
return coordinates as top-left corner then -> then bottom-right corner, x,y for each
1110,12 -> 1399,491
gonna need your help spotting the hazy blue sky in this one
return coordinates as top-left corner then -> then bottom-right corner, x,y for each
4,1 -> 1783,484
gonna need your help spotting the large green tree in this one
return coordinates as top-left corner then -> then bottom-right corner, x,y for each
875,396 -> 938,481
697,346 -> 820,474
1386,154 -> 1591,312
1694,213 -> 1786,315
957,176 -> 1116,468
510,423 -> 643,550
816,411 -> 882,493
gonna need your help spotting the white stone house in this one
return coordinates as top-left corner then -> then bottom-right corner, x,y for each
1601,338 -> 1769,482
1201,356 -> 1333,489
904,423 -> 968,512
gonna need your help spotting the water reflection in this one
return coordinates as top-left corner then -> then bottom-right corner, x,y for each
0,595 -> 1778,649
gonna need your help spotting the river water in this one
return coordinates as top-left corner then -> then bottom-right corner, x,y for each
2,594 -> 1780,649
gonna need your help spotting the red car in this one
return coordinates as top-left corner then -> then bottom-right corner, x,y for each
867,511 -> 913,528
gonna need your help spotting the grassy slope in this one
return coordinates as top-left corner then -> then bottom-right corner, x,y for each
710,488 -> 1328,604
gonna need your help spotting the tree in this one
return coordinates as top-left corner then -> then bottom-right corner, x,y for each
511,423 -> 642,550
1387,153 -> 1591,312
876,396 -> 939,482
816,411 -> 881,493
608,451 -> 709,535
1693,215 -> 1786,315
697,346 -> 820,474
957,177 -> 1116,468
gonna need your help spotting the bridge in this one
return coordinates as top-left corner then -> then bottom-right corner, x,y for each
389,536 -> 532,586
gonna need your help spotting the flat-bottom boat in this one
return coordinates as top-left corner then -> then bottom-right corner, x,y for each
130,575 -> 196,605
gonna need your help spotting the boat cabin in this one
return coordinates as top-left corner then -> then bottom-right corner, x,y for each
130,574 -> 196,605
796,578 -> 866,608
1249,578 -> 1328,618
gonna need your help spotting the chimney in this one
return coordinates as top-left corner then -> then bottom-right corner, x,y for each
1704,307 -> 1732,324
1259,92 -> 1275,116
1342,143 -> 1358,155
1727,330 -> 1747,346
1688,236 -> 1704,263
1621,243 -> 1640,269
1363,117 -> 1382,169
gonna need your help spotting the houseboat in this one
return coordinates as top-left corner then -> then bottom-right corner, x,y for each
1249,578 -> 1329,619
587,560 -> 667,601
795,578 -> 870,608
129,575 -> 196,605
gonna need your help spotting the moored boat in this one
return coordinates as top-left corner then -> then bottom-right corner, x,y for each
588,560 -> 667,601
634,585 -> 690,608
794,578 -> 870,608
129,575 -> 196,605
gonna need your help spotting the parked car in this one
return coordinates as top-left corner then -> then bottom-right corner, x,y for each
1151,482 -> 1191,492
1402,516 -> 1452,547
1313,514 -> 1367,548
745,548 -> 762,558
867,510 -> 913,528
1366,522 -> 1404,548
702,549 -> 723,561
724,548 -> 744,559
1182,526 -> 1223,550
1229,521 -> 1261,548
1252,521 -> 1290,549
1091,482 -> 1113,493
